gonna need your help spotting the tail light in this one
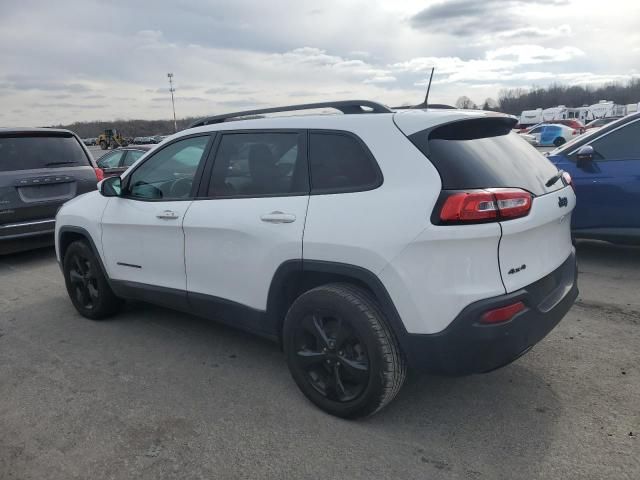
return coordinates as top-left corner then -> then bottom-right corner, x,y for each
572,129 -> 579,135
438,188 -> 532,223
480,301 -> 526,324
94,167 -> 104,182
561,171 -> 574,191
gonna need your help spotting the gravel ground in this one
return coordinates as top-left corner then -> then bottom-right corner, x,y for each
0,241 -> 638,479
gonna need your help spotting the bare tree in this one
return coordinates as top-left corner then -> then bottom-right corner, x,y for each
455,96 -> 477,109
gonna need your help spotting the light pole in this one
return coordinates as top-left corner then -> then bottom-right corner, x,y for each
167,73 -> 177,132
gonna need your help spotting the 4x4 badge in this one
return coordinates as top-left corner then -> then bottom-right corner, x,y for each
558,196 -> 568,208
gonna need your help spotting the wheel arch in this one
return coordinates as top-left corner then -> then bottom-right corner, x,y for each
267,260 -> 409,349
58,226 -> 108,277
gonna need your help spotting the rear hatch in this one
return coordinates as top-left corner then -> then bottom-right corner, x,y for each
403,115 -> 575,293
0,131 -> 98,236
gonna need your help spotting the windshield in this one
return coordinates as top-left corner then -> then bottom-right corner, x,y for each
0,133 -> 89,172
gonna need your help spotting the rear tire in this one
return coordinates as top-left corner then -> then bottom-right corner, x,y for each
553,137 -> 566,147
283,283 -> 406,418
99,141 -> 107,150
63,240 -> 121,320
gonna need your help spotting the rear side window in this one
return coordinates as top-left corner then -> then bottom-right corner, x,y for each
97,151 -> 124,169
124,150 -> 146,166
208,132 -> 307,197
409,118 -> 563,196
309,132 -> 381,193
0,134 -> 89,172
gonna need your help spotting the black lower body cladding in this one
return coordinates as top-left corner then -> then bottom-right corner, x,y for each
402,251 -> 578,374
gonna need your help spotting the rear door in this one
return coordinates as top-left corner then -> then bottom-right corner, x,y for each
183,130 -> 309,323
0,132 -> 97,236
555,117 -> 640,230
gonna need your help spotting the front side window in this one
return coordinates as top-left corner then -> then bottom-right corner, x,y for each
587,120 -> 640,161
97,151 -> 124,169
126,136 -> 209,200
309,132 -> 380,193
208,132 -> 307,197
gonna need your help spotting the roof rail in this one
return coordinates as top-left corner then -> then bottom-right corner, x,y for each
188,100 -> 392,128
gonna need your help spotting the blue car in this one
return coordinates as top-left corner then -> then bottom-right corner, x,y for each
547,112 -> 640,244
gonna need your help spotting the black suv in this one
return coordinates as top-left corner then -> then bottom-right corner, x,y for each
0,128 -> 100,254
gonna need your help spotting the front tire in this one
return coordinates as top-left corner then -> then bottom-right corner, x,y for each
63,240 -> 121,320
283,284 -> 406,418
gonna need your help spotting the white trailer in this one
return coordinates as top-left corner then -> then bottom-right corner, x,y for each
519,108 -> 543,126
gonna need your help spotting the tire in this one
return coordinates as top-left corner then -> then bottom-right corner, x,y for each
283,283 -> 406,418
553,137 -> 566,147
99,141 -> 107,150
62,240 -> 121,320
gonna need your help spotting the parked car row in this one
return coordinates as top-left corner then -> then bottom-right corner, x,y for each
132,135 -> 169,144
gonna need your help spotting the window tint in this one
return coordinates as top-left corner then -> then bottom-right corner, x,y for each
410,118 -> 563,196
208,132 -> 307,197
588,120 -> 640,161
97,151 -> 124,169
123,149 -> 145,167
0,134 -> 89,172
528,126 -> 542,134
126,136 -> 208,200
309,132 -> 380,192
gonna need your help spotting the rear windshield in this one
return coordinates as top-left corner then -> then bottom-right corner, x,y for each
0,133 -> 89,172
409,118 -> 563,196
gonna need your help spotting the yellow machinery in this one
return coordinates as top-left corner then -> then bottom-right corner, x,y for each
97,129 -> 128,150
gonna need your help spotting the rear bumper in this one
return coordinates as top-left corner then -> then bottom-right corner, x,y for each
0,219 -> 55,254
401,250 -> 578,374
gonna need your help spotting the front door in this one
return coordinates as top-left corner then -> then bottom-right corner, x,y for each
100,135 -> 212,292
183,131 -> 309,326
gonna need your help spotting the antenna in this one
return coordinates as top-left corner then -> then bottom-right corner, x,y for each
423,67 -> 435,107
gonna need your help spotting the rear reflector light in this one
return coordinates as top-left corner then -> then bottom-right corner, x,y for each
439,188 -> 532,223
561,171 -> 574,190
94,168 -> 104,182
480,301 -> 526,324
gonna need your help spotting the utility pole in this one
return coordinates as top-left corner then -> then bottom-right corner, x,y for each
167,73 -> 177,132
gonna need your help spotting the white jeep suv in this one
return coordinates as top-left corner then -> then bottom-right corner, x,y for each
55,100 -> 578,418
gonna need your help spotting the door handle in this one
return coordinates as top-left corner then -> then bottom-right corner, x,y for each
156,210 -> 180,220
260,211 -> 296,224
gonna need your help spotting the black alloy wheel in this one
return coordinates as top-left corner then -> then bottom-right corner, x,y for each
63,240 -> 121,319
68,252 -> 99,311
283,284 -> 406,418
294,309 -> 369,402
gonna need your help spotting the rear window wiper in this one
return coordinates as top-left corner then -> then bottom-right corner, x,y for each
545,169 -> 565,188
44,161 -> 79,166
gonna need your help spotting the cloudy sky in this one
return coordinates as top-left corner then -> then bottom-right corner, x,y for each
2,0 -> 639,125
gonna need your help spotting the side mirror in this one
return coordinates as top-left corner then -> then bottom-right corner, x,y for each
99,176 -> 122,197
576,145 -> 594,168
